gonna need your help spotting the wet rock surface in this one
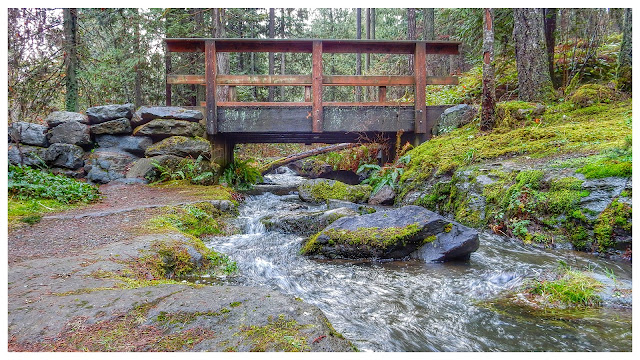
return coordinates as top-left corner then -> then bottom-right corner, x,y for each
304,205 -> 479,261
86,103 -> 134,124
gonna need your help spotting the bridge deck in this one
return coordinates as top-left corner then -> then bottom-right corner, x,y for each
165,38 -> 461,166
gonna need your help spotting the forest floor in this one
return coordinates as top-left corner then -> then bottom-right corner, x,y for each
7,182 -> 355,352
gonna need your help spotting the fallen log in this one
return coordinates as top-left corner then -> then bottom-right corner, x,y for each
260,143 -> 357,175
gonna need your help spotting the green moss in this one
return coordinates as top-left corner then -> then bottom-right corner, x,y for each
569,84 -> 615,108
148,203 -> 225,238
400,99 -> 631,190
495,101 -> 540,129
593,199 -> 632,253
577,159 -> 632,179
300,232 -> 322,255
302,180 -> 372,203
240,314 -> 311,352
320,223 -> 422,249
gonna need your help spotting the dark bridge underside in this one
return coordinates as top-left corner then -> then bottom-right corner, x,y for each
214,104 -> 450,144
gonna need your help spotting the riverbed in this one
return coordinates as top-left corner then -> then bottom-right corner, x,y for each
204,172 -> 632,352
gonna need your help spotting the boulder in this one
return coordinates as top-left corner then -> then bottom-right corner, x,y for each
298,178 -> 372,204
132,119 -> 205,140
84,150 -> 139,184
367,185 -> 396,205
47,121 -> 91,147
86,103 -> 134,124
144,136 -> 211,158
44,143 -> 85,169
8,144 -> 48,167
125,155 -> 185,182
131,106 -> 204,127
579,177 -> 629,220
409,222 -> 480,262
9,122 -> 49,147
261,207 -> 359,236
45,111 -> 88,128
90,118 -> 132,135
436,104 -> 477,135
94,135 -> 153,157
301,205 -> 479,261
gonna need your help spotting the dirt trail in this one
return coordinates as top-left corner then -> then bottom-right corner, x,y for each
7,183 -> 355,352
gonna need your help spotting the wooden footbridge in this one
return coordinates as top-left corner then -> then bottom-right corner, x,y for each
165,38 -> 461,167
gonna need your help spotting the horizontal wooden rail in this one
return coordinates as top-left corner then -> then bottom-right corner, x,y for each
167,74 -> 458,86
209,102 -> 415,107
166,38 -> 461,55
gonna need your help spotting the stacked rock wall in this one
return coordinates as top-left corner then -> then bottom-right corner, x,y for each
8,104 -> 212,184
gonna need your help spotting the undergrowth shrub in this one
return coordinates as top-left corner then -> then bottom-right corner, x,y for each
8,165 -> 100,203
219,159 -> 263,191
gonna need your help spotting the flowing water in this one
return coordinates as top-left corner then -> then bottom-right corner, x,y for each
205,171 -> 632,352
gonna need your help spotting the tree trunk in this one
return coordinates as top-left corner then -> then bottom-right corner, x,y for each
133,8 -> 142,108
212,9 -> 229,102
481,8 -> 496,131
63,8 -> 78,112
356,8 -> 362,102
617,8 -> 632,92
513,8 -> 554,102
423,8 -> 437,76
268,8 -> 275,102
280,8 -> 286,100
407,8 -> 416,75
543,9 -> 558,88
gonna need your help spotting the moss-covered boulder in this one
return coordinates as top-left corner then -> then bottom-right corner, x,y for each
261,207 -> 358,236
301,205 -> 479,261
569,84 -> 615,108
297,178 -> 372,204
495,101 -> 546,129
144,136 -> 211,158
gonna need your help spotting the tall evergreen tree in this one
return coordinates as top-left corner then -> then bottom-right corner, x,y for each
63,8 -> 78,111
513,8 -> 554,102
481,8 -> 496,131
617,8 -> 632,92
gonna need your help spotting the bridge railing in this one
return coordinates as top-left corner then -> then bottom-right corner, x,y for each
164,38 -> 461,135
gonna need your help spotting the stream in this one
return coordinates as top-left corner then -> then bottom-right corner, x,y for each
204,170 -> 632,352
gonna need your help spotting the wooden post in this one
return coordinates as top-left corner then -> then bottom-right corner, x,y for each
205,40 -> 218,135
312,41 -> 323,133
414,42 -> 427,135
211,135 -> 234,170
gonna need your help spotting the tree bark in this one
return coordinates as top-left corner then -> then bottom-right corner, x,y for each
133,8 -> 143,108
356,8 -> 362,102
481,8 -> 496,131
423,8 -> 437,76
513,8 -> 554,102
63,8 -> 78,112
407,8 -> 416,75
212,9 -> 229,102
268,8 -> 275,102
617,8 -> 632,92
280,8 -> 286,100
543,9 -> 558,88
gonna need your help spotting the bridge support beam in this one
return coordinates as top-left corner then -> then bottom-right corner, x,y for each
209,135 -> 234,171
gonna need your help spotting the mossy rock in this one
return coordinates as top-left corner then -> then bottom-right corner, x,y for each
145,136 -> 211,158
495,101 -> 545,129
593,199 -> 632,253
298,178 -> 372,204
569,84 -> 615,108
301,205 -> 479,261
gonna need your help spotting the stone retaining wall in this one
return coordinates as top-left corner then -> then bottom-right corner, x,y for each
8,104 -> 211,184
